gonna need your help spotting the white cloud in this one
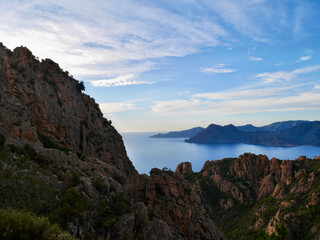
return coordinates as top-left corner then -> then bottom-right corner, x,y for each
200,64 -> 237,74
192,85 -> 299,100
249,56 -> 263,61
151,91 -> 320,116
151,99 -> 202,113
255,65 -> 320,83
99,102 -> 137,114
298,55 -> 311,61
0,0 -> 229,81
90,74 -> 154,87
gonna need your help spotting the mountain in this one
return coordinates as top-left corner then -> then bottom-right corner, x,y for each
237,120 -> 310,132
186,124 -> 248,143
0,43 -> 224,240
150,127 -> 204,138
186,122 -> 320,147
176,153 -> 320,240
151,121 -> 310,140
277,121 -> 320,146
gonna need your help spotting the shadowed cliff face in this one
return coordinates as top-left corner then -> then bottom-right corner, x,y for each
0,43 -> 136,175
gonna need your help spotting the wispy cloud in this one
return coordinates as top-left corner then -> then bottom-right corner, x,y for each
0,0 -> 229,81
201,0 -> 311,42
0,0 -> 312,84
151,91 -> 320,116
192,85 -> 299,100
249,56 -> 263,61
99,102 -> 138,114
200,64 -> 237,74
255,65 -> 320,83
90,74 -> 154,87
298,55 -> 311,62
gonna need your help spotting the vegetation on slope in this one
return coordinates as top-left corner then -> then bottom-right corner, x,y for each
185,155 -> 320,240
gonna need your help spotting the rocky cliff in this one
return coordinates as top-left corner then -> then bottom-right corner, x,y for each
0,43 -> 224,240
0,43 -> 136,175
181,153 -> 320,239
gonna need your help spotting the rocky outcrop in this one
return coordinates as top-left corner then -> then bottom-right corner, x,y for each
186,153 -> 320,239
126,169 -> 224,240
0,43 -> 136,175
175,162 -> 193,175
200,153 -> 295,202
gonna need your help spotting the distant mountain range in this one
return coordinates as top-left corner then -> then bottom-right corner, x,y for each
186,121 -> 320,147
150,127 -> 204,138
151,120 -> 320,147
237,120 -> 310,132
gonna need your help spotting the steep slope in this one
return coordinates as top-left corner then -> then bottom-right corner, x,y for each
150,127 -> 204,138
181,153 -> 320,239
0,43 -> 224,240
0,43 -> 136,175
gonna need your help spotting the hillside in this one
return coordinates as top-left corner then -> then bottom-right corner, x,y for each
177,153 -> 320,239
0,43 -> 224,240
237,120 -> 310,132
150,127 -> 204,138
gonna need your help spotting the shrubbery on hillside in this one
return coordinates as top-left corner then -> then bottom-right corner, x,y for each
0,208 -> 75,240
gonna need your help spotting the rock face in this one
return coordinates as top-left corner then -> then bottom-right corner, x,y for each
0,43 -> 136,175
0,43 -> 224,240
175,162 -> 193,175
187,153 -> 320,240
126,169 -> 224,240
200,153 -> 295,202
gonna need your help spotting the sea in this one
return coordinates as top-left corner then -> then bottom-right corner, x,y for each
121,132 -> 320,174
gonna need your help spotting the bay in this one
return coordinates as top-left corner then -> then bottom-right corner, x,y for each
121,132 -> 320,174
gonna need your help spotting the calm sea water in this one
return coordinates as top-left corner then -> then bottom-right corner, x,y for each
121,132 -> 320,174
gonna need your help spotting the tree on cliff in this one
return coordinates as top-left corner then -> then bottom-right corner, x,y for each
77,81 -> 85,93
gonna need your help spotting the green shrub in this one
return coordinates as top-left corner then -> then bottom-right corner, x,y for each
50,188 -> 84,228
97,202 -> 117,232
111,193 -> 132,216
258,222 -> 289,240
69,172 -> 81,187
23,144 -> 51,167
38,133 -> 69,152
0,208 -> 74,240
93,177 -> 108,194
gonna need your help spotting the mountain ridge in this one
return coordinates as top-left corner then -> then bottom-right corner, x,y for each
150,127 -> 204,138
186,121 -> 320,147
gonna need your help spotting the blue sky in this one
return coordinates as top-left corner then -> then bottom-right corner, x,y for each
1,0 -> 320,132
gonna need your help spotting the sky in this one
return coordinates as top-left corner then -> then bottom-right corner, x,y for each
1,0 -> 320,132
